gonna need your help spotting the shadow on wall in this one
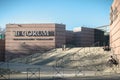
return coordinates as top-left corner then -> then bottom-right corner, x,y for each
5,44 -> 55,61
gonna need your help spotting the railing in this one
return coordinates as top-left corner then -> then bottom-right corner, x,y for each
0,60 -> 119,80
0,62 -> 10,80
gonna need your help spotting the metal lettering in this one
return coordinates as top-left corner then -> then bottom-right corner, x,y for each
32,31 -> 37,36
14,31 -> 54,37
26,31 -> 32,36
42,31 -> 49,36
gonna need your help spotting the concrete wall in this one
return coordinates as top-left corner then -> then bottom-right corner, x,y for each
110,0 -> 120,60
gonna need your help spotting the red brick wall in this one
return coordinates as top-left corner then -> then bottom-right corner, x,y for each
5,23 -> 65,60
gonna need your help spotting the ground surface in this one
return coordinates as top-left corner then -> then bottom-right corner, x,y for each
0,47 -> 119,80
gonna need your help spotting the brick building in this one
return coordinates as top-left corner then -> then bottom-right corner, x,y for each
73,27 -> 104,47
66,30 -> 74,45
4,23 -> 105,61
0,39 -> 5,61
110,0 -> 120,60
0,29 -> 5,61
5,23 -> 66,60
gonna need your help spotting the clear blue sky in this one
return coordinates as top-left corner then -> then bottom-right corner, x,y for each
0,0 -> 113,30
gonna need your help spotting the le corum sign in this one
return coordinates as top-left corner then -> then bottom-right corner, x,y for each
13,31 -> 55,37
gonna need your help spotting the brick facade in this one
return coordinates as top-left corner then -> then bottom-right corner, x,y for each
5,23 -> 66,60
0,39 -> 5,61
5,23 -> 105,61
110,0 -> 120,60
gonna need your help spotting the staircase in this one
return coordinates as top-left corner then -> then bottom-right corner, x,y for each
9,47 -> 112,71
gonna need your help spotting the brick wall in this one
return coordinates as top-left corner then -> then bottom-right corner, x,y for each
0,39 -> 5,61
110,0 -> 120,60
5,23 -> 65,60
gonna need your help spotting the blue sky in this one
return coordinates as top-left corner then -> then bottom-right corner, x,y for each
0,0 -> 113,30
